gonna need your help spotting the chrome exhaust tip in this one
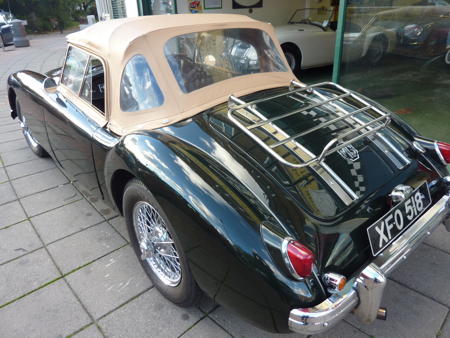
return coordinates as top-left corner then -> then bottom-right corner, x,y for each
376,307 -> 387,321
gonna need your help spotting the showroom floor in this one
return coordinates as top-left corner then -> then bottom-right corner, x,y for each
0,32 -> 449,338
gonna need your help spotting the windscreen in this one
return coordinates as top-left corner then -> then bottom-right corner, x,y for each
164,28 -> 288,93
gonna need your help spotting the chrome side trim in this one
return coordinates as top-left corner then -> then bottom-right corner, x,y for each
288,192 -> 450,335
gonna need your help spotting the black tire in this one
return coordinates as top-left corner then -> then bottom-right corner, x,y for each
16,98 -> 48,158
123,179 -> 200,307
282,44 -> 301,75
445,49 -> 450,65
365,35 -> 387,66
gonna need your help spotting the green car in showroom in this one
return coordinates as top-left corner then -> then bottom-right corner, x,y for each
6,14 -> 450,334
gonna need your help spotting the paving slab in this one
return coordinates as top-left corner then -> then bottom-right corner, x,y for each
72,324 -> 103,338
0,117 -> 16,126
20,183 -> 81,216
76,184 -> 119,220
0,280 -> 91,338
198,294 -> 218,314
182,317 -> 231,338
316,321 -> 369,338
66,245 -> 152,318
32,199 -> 104,244
347,280 -> 448,338
11,167 -> 68,197
441,315 -> 450,338
109,216 -> 129,242
0,248 -> 60,306
0,138 -> 28,154
0,129 -> 23,143
390,244 -> 450,307
0,166 -> 7,183
0,181 -> 16,205
1,147 -> 35,165
425,224 -> 450,255
0,200 -> 27,229
98,288 -> 203,338
0,220 -> 42,264
47,222 -> 126,273
0,123 -> 20,134
6,157 -> 55,180
210,306 -> 305,337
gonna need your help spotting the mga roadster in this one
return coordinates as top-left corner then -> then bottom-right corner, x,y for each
6,14 -> 450,334
276,8 -> 337,73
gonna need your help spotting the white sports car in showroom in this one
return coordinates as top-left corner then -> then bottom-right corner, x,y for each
276,8 -> 386,72
275,8 -> 337,73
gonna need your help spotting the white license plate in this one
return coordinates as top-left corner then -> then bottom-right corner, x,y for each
367,183 -> 431,256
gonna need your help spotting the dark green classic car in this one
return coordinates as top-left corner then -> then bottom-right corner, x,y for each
6,14 -> 450,334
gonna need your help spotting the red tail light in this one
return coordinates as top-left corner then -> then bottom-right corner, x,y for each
436,141 -> 450,164
283,239 -> 314,279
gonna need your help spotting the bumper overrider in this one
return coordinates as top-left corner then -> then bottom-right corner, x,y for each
289,192 -> 450,335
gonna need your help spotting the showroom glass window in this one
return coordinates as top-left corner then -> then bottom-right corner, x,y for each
80,57 -> 106,114
339,0 -> 450,142
164,28 -> 288,93
61,46 -> 89,94
120,55 -> 164,112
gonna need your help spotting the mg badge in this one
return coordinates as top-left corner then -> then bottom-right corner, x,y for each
337,144 -> 359,162
390,184 -> 413,204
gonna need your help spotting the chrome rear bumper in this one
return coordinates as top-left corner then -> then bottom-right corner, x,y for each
289,193 -> 450,335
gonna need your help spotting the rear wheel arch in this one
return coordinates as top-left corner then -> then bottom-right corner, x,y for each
110,169 -> 135,215
8,88 -> 17,118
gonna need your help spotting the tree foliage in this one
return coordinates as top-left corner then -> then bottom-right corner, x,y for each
0,0 -> 97,32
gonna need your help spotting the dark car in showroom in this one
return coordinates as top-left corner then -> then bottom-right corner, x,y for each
344,5 -> 450,65
6,14 -> 450,334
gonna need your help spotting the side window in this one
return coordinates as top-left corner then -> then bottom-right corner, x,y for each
120,55 -> 164,112
61,47 -> 89,94
80,57 -> 105,114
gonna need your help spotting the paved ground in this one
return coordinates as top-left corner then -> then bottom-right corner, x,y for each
0,32 -> 449,338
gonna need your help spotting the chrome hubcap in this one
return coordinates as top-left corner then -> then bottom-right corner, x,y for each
132,201 -> 181,286
445,49 -> 450,65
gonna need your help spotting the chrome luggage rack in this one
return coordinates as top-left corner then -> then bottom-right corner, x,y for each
227,80 -> 393,169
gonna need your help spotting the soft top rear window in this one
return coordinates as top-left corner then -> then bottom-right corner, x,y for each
164,28 -> 288,93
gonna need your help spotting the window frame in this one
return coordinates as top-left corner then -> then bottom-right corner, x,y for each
79,55 -> 107,116
59,44 -> 109,119
119,54 -> 164,113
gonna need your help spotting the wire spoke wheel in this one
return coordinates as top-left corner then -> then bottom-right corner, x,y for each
132,201 -> 182,286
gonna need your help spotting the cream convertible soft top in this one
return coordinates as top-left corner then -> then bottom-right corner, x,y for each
67,14 -> 297,135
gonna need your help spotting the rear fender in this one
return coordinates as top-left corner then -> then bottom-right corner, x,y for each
104,132 -> 321,332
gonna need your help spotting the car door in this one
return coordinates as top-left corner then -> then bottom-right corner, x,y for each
44,46 -> 108,197
299,29 -> 336,68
